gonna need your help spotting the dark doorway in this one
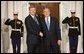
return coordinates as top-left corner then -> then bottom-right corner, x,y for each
29,3 -> 60,23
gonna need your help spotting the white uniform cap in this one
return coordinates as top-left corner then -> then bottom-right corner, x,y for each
13,11 -> 18,15
70,10 -> 76,14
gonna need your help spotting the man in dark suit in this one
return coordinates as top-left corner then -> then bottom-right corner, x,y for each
40,8 -> 61,53
62,10 -> 81,53
4,12 -> 24,53
25,6 -> 43,53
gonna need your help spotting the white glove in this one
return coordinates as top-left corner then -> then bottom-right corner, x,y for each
39,32 -> 43,37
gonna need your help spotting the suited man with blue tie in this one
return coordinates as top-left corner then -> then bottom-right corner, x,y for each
40,8 -> 61,53
25,6 -> 43,53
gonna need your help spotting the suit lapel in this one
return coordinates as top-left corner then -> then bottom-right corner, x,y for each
29,15 -> 39,26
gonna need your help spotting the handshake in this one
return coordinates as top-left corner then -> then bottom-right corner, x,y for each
39,32 -> 43,37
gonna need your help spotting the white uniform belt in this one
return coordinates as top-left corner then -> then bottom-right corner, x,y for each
12,29 -> 21,31
69,27 -> 78,28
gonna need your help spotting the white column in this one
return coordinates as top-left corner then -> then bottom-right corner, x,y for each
22,1 -> 30,53
7,1 -> 14,53
14,1 -> 22,20
8,1 -> 14,20
60,1 -> 70,53
1,1 -> 10,53
76,1 -> 83,53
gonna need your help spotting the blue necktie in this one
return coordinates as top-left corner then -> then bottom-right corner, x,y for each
46,18 -> 50,30
34,16 -> 39,25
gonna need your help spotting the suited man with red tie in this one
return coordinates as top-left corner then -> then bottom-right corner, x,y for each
40,8 -> 61,53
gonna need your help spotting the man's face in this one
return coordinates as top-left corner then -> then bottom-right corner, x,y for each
43,8 -> 50,17
14,15 -> 18,19
71,13 -> 75,17
29,8 -> 36,16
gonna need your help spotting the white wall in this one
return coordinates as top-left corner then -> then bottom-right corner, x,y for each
76,1 -> 83,53
1,1 -> 10,53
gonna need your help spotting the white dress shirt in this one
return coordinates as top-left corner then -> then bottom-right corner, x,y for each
45,16 -> 50,25
30,14 -> 35,19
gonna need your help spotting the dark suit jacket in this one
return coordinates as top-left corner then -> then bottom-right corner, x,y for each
41,16 -> 61,43
25,14 -> 41,44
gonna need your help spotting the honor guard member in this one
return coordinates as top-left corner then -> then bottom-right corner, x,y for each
62,10 -> 81,53
4,12 -> 24,53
